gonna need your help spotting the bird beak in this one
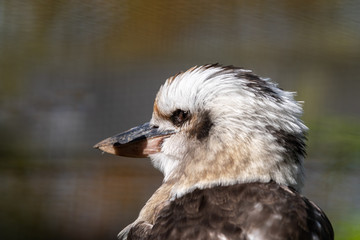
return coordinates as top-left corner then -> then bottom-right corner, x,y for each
93,122 -> 174,158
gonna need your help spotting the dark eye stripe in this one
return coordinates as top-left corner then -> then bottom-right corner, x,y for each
170,109 -> 190,126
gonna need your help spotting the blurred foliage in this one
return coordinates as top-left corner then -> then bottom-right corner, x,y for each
307,116 -> 360,165
334,214 -> 360,240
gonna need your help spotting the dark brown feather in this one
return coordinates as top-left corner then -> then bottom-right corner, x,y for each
128,181 -> 333,240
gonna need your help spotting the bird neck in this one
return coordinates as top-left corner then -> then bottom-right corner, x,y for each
137,179 -> 175,224
168,137 -> 303,198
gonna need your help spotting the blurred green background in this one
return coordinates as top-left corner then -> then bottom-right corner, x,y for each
0,1 -> 359,239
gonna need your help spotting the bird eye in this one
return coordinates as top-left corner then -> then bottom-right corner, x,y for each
170,109 -> 190,126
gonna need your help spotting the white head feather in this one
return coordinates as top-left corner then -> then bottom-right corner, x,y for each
149,64 -> 307,197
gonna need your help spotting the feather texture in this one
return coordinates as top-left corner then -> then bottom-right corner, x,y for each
128,182 -> 333,240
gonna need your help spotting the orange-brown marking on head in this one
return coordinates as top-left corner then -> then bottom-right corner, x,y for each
153,98 -> 169,120
186,65 -> 198,73
167,71 -> 183,85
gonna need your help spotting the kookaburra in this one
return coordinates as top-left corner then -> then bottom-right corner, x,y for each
94,64 -> 334,240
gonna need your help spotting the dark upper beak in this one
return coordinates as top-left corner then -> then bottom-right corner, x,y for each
93,122 -> 174,158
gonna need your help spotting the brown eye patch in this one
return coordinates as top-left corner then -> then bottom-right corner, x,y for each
170,109 -> 190,127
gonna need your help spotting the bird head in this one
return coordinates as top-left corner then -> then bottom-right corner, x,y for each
95,64 -> 307,197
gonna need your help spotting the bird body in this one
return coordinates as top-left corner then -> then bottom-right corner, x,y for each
94,64 -> 333,240
130,182 -> 332,240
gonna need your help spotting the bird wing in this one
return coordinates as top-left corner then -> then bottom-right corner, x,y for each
127,182 -> 333,240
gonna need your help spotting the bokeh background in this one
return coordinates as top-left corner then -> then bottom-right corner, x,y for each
1,1 -> 359,239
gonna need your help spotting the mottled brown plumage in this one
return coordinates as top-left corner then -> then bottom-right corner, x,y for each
128,181 -> 333,240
